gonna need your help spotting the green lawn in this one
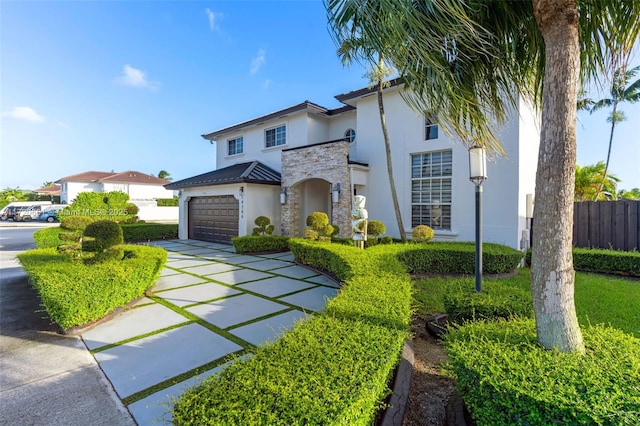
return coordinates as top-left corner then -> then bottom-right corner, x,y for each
413,268 -> 640,337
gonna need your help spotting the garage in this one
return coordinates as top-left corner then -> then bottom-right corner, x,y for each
188,195 -> 239,243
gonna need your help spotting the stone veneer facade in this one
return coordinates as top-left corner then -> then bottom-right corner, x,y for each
281,140 -> 352,238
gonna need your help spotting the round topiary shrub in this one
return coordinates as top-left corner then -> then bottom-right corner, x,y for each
367,220 -> 386,239
61,216 -> 95,231
125,203 -> 139,216
306,212 -> 329,230
380,236 -> 393,245
83,220 -> 123,252
412,225 -> 434,243
252,216 -> 275,236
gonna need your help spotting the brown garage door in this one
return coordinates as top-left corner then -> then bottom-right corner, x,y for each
188,195 -> 239,243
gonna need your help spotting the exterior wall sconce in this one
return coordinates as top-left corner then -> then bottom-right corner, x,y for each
280,186 -> 287,205
239,186 -> 244,196
332,183 -> 341,203
468,145 -> 487,293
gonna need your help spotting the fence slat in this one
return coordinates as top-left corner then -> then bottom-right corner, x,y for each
573,200 -> 640,252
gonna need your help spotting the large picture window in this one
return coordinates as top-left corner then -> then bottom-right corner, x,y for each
425,115 -> 439,140
411,150 -> 452,230
265,125 -> 286,148
227,136 -> 243,156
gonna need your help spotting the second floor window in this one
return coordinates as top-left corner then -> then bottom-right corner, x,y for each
227,136 -> 243,156
425,115 -> 439,140
265,125 -> 286,148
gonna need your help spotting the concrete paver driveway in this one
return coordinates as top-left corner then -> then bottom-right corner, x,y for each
82,239 -> 339,425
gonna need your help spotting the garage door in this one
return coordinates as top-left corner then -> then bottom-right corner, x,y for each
188,195 -> 239,243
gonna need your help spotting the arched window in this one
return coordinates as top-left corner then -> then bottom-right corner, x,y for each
345,128 -> 356,144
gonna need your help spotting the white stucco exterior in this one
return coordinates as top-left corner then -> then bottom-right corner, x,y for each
173,82 -> 539,248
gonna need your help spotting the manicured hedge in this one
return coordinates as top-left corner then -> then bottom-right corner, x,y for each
231,235 -> 289,254
526,248 -> 640,277
443,279 -> 533,324
446,319 -> 640,425
17,245 -> 166,330
33,223 -> 178,248
394,242 -> 523,275
120,223 -> 178,242
173,239 -> 412,425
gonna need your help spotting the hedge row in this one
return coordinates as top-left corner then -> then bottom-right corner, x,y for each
394,242 -> 523,275
33,223 -> 178,248
172,239 -> 412,425
17,245 -> 167,330
526,247 -> 640,277
231,235 -> 290,254
446,319 -> 640,425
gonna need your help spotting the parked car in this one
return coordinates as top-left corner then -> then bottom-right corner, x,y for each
39,205 -> 65,222
0,206 -> 23,221
13,205 -> 46,222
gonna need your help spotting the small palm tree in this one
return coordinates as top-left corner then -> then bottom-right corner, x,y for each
579,65 -> 640,200
157,170 -> 172,181
575,162 -> 620,201
618,188 -> 640,200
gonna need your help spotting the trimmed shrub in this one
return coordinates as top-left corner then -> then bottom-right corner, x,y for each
367,220 -> 386,239
412,225 -> 434,242
120,223 -> 178,241
445,319 -> 640,425
34,227 -> 65,248
232,235 -> 289,254
156,196 -> 179,206
17,245 -> 167,330
252,216 -> 275,236
525,247 -> 640,277
124,203 -> 139,216
397,242 -> 523,275
60,216 -> 94,231
380,236 -> 393,245
305,212 -> 334,241
59,191 -> 135,223
443,279 -> 533,324
82,220 -> 123,252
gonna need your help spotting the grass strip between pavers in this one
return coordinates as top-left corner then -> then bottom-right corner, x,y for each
121,348 -> 251,406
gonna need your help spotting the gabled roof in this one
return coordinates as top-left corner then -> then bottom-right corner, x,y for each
202,101 -> 355,141
56,170 -> 169,185
33,184 -> 61,195
334,78 -> 404,105
165,161 -> 281,189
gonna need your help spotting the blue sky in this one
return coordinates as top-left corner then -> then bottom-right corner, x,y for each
1,1 -> 639,191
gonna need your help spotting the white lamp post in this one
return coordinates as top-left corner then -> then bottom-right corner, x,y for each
469,145 -> 487,292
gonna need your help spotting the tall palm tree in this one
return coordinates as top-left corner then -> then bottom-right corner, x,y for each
336,35 -> 407,242
326,0 -> 640,353
575,162 -> 620,201
581,65 -> 640,200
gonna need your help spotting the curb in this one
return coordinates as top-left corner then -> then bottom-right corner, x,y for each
380,340 -> 414,426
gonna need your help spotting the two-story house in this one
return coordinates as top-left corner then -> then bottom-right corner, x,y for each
167,80 -> 539,248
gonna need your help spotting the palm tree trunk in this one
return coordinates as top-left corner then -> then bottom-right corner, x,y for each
376,66 -> 407,242
595,103 -> 618,200
531,0 -> 585,353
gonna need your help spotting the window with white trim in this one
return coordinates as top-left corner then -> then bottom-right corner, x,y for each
265,125 -> 286,148
227,136 -> 243,156
411,150 -> 452,230
425,114 -> 439,140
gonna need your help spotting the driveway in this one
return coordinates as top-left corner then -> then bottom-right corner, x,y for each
89,239 -> 340,424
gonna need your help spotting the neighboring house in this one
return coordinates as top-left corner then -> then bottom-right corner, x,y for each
56,171 -> 174,204
167,80 -> 539,248
33,184 -> 61,198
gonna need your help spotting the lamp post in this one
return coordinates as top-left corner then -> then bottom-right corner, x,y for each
469,145 -> 487,292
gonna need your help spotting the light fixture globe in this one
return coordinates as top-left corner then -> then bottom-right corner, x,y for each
469,145 -> 487,185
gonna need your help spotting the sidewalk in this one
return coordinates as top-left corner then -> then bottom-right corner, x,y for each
82,239 -> 339,424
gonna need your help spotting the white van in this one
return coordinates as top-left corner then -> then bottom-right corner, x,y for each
0,201 -> 52,221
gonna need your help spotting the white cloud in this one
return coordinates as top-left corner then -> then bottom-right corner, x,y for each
116,65 -> 160,90
1,106 -> 46,123
250,49 -> 266,75
205,8 -> 220,31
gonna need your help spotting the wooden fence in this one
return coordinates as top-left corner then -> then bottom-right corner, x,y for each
573,200 -> 640,251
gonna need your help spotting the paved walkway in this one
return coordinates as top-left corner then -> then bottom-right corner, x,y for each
82,239 -> 339,424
